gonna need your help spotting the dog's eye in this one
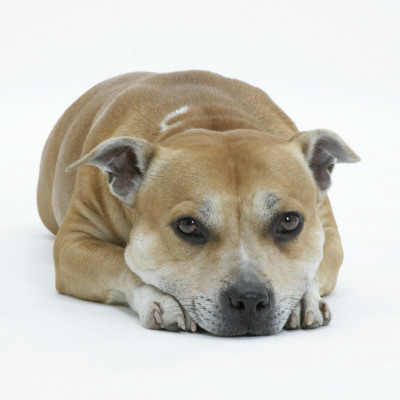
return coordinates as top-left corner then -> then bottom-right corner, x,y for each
178,218 -> 198,234
172,217 -> 208,245
272,212 -> 303,242
280,213 -> 300,232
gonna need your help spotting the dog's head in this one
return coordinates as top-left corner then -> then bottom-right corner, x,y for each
69,129 -> 359,336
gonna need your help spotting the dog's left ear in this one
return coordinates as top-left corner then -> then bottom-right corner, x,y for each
296,129 -> 360,191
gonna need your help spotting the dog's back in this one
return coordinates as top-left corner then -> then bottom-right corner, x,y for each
37,72 -> 152,233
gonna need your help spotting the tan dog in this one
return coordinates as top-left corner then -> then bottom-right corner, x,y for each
37,71 -> 359,336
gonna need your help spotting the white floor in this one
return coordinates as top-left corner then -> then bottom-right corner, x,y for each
1,1 -> 399,399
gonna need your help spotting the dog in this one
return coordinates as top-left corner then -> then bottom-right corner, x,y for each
37,71 -> 359,336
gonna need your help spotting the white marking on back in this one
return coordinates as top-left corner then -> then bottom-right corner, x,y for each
160,105 -> 189,132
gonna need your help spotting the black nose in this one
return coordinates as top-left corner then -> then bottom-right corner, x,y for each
225,281 -> 271,316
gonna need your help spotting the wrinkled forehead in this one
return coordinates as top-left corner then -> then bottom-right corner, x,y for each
179,134 -> 312,184
144,132 -> 317,215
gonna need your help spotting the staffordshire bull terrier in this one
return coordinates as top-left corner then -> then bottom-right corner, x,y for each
37,71 -> 359,336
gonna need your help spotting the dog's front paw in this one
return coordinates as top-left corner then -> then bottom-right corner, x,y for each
132,285 -> 197,332
284,285 -> 331,330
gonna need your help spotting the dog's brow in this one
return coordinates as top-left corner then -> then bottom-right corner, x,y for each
254,190 -> 279,219
199,200 -> 212,219
264,192 -> 278,209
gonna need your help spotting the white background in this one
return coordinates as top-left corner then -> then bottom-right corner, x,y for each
1,0 -> 399,398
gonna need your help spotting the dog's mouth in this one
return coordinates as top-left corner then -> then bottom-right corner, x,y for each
186,300 -> 289,337
183,281 -> 288,336
165,280 -> 304,336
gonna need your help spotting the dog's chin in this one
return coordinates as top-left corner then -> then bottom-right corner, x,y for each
200,323 -> 283,337
196,317 -> 286,337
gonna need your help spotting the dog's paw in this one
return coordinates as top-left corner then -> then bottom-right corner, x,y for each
131,285 -> 197,332
284,286 -> 331,330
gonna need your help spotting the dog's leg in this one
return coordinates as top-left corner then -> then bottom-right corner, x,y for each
54,226 -> 196,332
132,284 -> 197,332
314,195 -> 344,297
284,283 -> 332,330
284,196 -> 342,330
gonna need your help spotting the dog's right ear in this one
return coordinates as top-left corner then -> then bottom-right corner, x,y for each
66,136 -> 156,206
